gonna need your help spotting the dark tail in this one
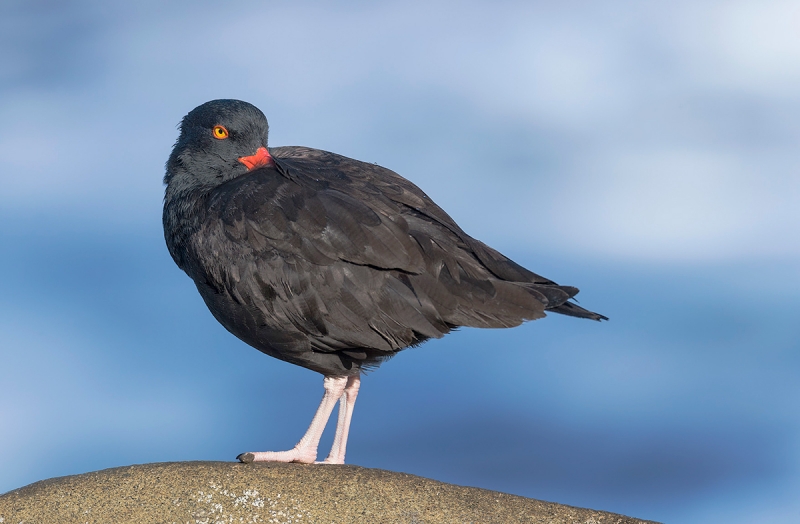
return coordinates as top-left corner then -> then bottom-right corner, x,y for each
549,300 -> 608,321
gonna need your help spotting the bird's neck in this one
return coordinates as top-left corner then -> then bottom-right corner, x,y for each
162,178 -> 211,272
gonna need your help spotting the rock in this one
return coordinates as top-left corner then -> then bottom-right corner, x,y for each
0,462 -> 657,523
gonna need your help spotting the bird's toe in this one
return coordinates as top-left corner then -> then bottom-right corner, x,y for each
237,452 -> 255,463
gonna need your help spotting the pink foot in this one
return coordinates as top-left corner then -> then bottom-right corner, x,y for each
236,375 -> 359,466
237,446 -> 317,464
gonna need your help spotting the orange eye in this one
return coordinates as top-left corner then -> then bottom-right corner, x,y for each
212,125 -> 229,139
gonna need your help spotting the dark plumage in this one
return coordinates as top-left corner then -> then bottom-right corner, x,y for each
163,99 -> 606,464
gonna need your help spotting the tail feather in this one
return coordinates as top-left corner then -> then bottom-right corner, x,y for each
549,300 -> 608,321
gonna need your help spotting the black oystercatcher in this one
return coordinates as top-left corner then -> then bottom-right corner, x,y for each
163,99 -> 606,465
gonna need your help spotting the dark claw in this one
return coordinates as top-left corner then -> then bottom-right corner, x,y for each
237,452 -> 255,463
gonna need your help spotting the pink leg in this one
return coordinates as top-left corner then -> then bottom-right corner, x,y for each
238,375 -> 347,464
319,375 -> 360,464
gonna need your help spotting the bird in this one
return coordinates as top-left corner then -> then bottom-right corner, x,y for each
162,99 -> 606,465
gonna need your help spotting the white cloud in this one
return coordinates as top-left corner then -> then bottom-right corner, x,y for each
541,146 -> 800,261
701,1 -> 800,95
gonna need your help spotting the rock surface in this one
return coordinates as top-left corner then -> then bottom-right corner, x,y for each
0,462 -> 657,524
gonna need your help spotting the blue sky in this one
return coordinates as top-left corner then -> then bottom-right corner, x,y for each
1,1 -> 799,522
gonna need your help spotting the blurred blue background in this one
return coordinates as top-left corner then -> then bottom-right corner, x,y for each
1,1 -> 798,522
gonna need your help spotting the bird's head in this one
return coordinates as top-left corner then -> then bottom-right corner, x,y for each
164,99 -> 273,191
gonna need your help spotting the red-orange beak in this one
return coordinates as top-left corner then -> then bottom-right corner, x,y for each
238,147 -> 273,170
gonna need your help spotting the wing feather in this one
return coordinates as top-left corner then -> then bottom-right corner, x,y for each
187,146 -> 595,375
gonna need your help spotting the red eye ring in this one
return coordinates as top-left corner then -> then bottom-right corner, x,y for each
212,125 -> 229,139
